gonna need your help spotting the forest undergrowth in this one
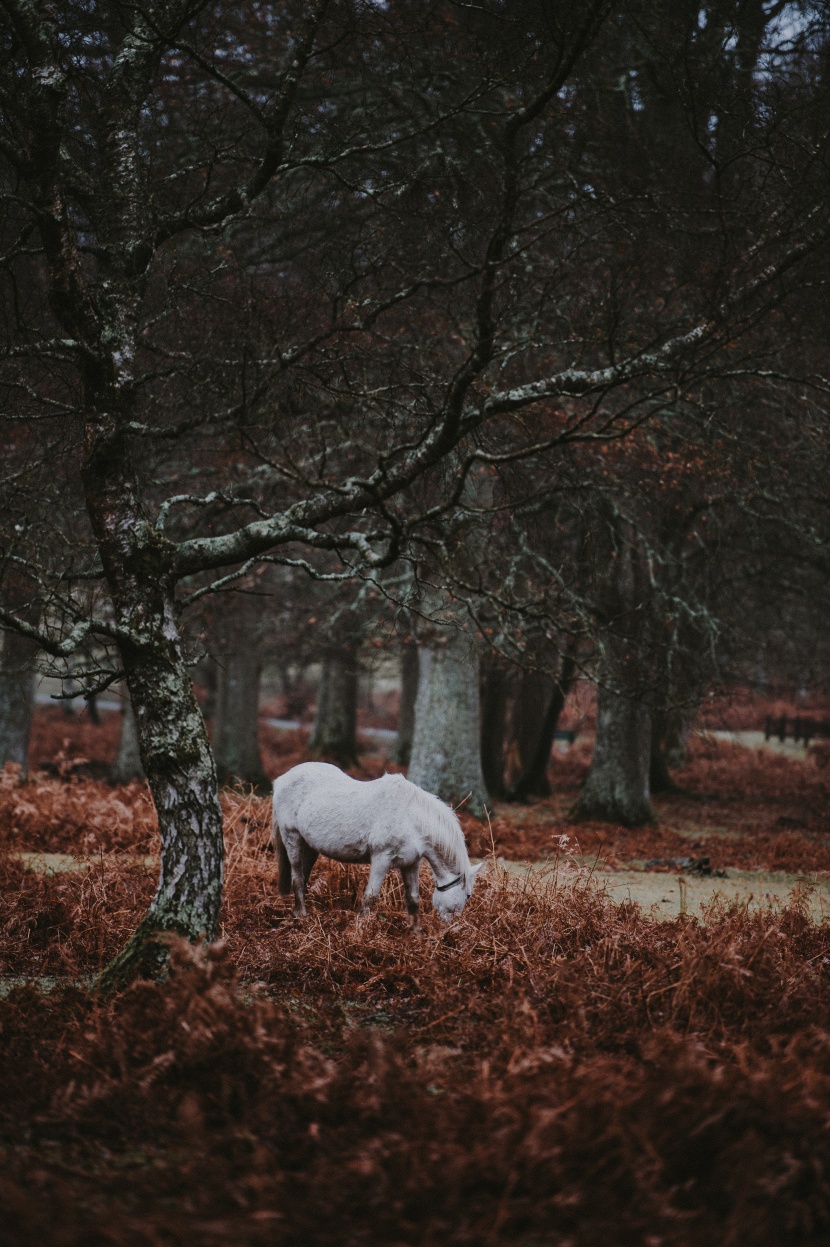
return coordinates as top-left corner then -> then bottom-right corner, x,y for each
2,709 -> 830,1244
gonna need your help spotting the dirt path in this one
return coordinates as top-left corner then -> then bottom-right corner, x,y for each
494,857 -> 830,921
13,851 -> 830,924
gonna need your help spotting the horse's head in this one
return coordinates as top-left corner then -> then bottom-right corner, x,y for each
432,862 -> 484,921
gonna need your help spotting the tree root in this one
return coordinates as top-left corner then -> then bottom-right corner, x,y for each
95,919 -> 202,992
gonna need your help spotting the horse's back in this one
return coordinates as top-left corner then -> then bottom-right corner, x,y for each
271,763 -> 426,861
273,760 -> 350,796
272,761 -> 354,819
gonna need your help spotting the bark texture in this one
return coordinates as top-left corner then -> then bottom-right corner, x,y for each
0,630 -> 37,772
310,648 -> 359,767
212,604 -> 267,789
408,632 -> 491,818
99,617 -> 224,988
394,643 -> 419,766
110,689 -> 144,784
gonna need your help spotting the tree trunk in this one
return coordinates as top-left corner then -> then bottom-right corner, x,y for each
509,653 -> 577,801
82,426 -> 225,989
408,631 -> 491,818
498,678 -> 548,793
394,642 -> 419,766
310,648 -> 359,767
576,680 -> 653,825
649,699 -> 695,792
649,707 -> 678,795
110,687 -> 144,784
664,704 -> 694,768
212,604 -> 267,789
504,669 -> 552,793
480,658 -> 508,799
98,603 -> 224,987
0,630 -> 37,773
574,506 -> 655,827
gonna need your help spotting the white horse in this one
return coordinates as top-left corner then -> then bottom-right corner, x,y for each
271,761 -> 483,928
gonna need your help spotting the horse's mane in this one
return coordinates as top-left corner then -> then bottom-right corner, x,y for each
383,774 -> 467,871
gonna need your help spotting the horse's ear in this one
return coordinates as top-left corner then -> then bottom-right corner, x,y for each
471,862 -> 485,878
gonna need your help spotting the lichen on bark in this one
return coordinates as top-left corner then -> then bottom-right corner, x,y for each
96,633 -> 224,989
82,432 -> 225,988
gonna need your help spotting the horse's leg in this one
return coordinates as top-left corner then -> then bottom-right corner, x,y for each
400,862 -> 422,932
359,851 -> 394,918
299,842 -> 319,892
283,829 -> 311,918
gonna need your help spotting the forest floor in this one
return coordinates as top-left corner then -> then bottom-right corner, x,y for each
2,706 -> 830,1244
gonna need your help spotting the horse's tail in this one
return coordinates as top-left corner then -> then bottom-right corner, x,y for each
271,797 -> 292,894
276,835 -> 292,895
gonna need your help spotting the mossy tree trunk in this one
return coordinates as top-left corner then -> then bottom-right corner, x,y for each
83,418 -> 224,990
408,631 -> 491,818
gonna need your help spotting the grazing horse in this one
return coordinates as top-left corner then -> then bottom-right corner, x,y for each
271,762 -> 483,928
